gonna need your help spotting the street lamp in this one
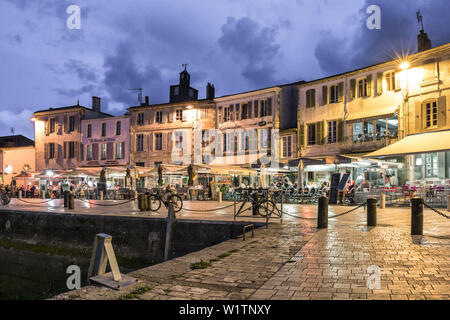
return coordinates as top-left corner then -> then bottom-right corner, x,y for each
399,61 -> 410,70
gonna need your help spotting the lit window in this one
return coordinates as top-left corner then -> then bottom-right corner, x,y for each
425,101 -> 438,128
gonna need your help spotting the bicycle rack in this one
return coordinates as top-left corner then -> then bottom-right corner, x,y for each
242,224 -> 254,241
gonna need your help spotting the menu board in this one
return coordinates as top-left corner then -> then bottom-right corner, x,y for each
329,173 -> 341,204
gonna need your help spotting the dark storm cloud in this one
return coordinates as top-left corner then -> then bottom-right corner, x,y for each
103,42 -> 164,108
64,59 -> 98,82
53,85 -> 97,99
314,0 -> 450,75
218,17 -> 281,87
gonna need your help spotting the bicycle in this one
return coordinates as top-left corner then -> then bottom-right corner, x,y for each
0,190 -> 11,205
234,188 -> 277,217
148,189 -> 183,213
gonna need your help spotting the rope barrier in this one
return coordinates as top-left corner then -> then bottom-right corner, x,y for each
14,197 -> 58,204
76,197 -> 138,207
181,203 -> 235,212
423,202 -> 450,220
280,202 -> 366,220
328,202 -> 366,218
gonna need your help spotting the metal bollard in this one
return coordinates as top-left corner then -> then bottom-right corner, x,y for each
218,191 -> 222,203
380,194 -> 386,209
411,197 -> 424,235
100,191 -> 104,201
317,196 -> 328,229
64,191 -> 70,208
138,194 -> 143,211
367,197 -> 377,226
146,193 -> 152,211
68,194 -> 75,210
19,190 -> 22,199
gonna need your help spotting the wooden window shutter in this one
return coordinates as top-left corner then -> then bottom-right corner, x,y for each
438,96 -> 447,128
267,98 -> 273,116
338,82 -> 344,102
44,118 -> 49,136
80,143 -> 84,161
44,143 -> 49,160
377,72 -> 383,95
299,124 -> 305,147
63,115 -> 68,133
321,86 -> 328,105
148,133 -> 153,151
394,72 -> 401,91
254,100 -> 259,118
218,107 -> 223,123
350,79 -> 356,99
121,142 -> 126,160
316,122 -> 323,145
366,75 -> 373,96
106,142 -> 114,160
292,134 -> 297,157
248,101 -> 253,118
63,142 -> 68,159
337,120 -> 344,142
415,102 -> 423,132
92,143 -> 98,160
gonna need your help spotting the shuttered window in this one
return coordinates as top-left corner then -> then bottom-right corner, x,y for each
155,133 -> 163,151
425,100 -> 438,128
136,135 -> 144,152
282,136 -> 292,158
307,124 -> 316,145
306,89 -> 315,108
327,120 -> 337,144
100,143 -> 107,160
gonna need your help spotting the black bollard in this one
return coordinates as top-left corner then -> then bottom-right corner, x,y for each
68,194 -> 75,210
146,193 -> 152,211
367,197 -> 377,226
64,191 -> 69,208
411,197 -> 424,235
317,196 -> 328,228
138,194 -> 143,211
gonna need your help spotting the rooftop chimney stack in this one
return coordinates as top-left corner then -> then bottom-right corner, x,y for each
92,96 -> 101,113
145,96 -> 149,105
206,82 -> 215,100
416,10 -> 431,53
417,29 -> 432,52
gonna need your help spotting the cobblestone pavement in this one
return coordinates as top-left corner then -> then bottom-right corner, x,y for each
37,200 -> 449,300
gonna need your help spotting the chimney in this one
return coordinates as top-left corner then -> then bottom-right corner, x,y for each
206,82 -> 215,100
417,29 -> 432,53
92,96 -> 101,113
145,96 -> 149,105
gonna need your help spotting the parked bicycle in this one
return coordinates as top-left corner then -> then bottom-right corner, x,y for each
148,189 -> 183,212
234,188 -> 276,217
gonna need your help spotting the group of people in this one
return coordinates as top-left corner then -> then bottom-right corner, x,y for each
0,184 -> 40,198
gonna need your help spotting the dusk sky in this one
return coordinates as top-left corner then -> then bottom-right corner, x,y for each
1,0 -> 449,140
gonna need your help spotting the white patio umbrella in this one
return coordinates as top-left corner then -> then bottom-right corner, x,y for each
298,159 -> 304,190
259,163 -> 267,188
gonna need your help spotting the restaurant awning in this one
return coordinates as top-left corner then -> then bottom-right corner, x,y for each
193,164 -> 259,176
288,157 -> 323,167
345,105 -> 399,123
364,130 -> 450,158
209,153 -> 262,166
